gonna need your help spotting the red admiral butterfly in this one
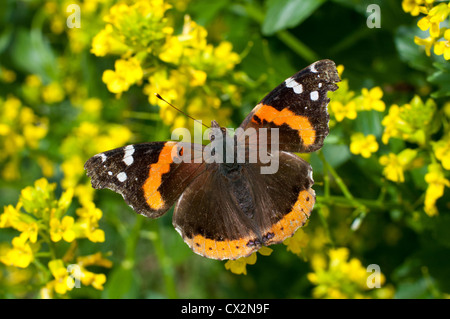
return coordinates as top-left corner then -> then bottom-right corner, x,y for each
85,59 -> 340,260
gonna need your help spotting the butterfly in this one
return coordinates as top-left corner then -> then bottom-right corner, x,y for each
84,59 -> 340,260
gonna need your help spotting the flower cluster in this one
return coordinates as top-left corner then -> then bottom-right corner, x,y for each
381,96 -> 436,145
328,66 -> 385,124
224,246 -> 273,275
92,0 -> 245,129
307,248 -> 394,298
403,0 -> 450,60
378,94 -> 450,216
0,95 -> 48,180
0,178 -> 111,297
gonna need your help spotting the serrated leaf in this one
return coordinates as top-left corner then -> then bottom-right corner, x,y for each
262,0 -> 325,35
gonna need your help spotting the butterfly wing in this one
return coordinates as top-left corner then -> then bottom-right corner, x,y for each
172,151 -> 315,260
237,59 -> 340,153
172,163 -> 262,260
243,151 -> 315,246
84,142 -> 205,218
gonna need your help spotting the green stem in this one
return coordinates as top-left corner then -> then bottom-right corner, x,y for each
316,204 -> 335,248
148,220 -> 178,299
322,155 -> 330,199
316,195 -> 399,210
238,3 -> 319,62
276,30 -> 319,63
124,214 -> 144,263
318,151 -> 367,213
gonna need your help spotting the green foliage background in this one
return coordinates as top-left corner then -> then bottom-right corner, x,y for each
0,0 -> 450,299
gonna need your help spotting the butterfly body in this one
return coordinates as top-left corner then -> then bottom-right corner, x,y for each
85,59 -> 340,260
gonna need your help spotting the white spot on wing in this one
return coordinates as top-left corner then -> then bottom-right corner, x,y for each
97,153 -> 107,162
318,83 -> 322,88
108,171 -> 112,176
123,145 -> 135,166
174,225 -> 183,237
117,172 -> 127,182
310,91 -> 319,101
285,77 -> 303,94
308,169 -> 314,182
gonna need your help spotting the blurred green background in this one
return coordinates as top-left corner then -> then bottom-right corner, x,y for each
0,0 -> 450,299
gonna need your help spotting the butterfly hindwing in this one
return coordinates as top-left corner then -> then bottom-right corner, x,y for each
172,151 -> 315,260
238,59 -> 340,153
84,142 -> 205,218
173,164 -> 262,260
244,151 -> 315,246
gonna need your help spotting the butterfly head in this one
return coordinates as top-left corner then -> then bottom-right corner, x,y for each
209,120 -> 228,142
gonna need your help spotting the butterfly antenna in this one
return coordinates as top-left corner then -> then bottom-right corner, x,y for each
154,93 -> 210,129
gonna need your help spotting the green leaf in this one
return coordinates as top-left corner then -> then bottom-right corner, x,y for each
0,25 -> 12,54
428,61 -> 450,98
262,0 -> 326,35
102,264 -> 140,299
11,27 -> 58,82
394,26 -> 433,72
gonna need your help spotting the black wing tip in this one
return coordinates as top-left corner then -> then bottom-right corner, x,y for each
312,59 -> 341,84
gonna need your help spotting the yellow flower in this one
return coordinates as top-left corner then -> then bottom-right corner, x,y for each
23,122 -> 48,149
258,246 -> 273,256
16,222 -> 39,244
50,216 -> 76,242
417,3 -> 450,38
402,0 -> 430,16
224,247 -> 272,275
330,100 -> 357,122
379,149 -> 418,183
61,156 -> 85,189
102,58 -> 143,94
71,253 -> 112,290
91,24 -> 128,57
77,252 -> 113,269
0,203 -> 22,229
283,228 -> 309,256
82,98 -> 103,116
48,259 -> 74,295
414,36 -> 436,56
381,97 -> 435,145
25,74 -> 42,87
224,253 -> 257,275
36,156 -> 54,178
0,236 -> 34,268
350,133 -> 379,158
42,82 -> 65,104
80,270 -> 107,290
434,138 -> 450,170
360,87 -> 385,112
74,202 -> 105,242
424,163 -> 450,216
189,69 -> 207,87
433,29 -> 450,60
1,67 -> 16,83
307,248 -> 392,299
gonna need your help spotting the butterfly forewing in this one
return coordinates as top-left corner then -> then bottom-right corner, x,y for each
238,59 -> 340,153
84,142 -> 205,218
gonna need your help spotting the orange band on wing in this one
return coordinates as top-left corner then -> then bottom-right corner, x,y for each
143,142 -> 176,210
184,234 -> 259,260
252,104 -> 316,146
262,189 -> 315,245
